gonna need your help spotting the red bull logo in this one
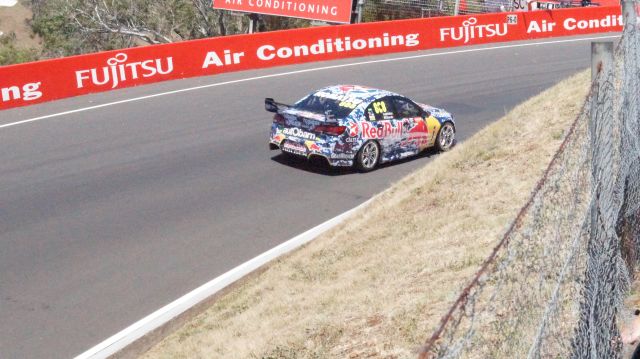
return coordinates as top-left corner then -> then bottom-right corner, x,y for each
352,121 -> 404,139
306,142 -> 322,152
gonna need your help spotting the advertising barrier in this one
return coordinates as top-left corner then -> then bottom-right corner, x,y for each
212,0 -> 354,23
0,6 -> 623,111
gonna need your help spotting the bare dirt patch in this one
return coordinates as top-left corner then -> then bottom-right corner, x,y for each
140,70 -> 591,359
0,0 -> 40,47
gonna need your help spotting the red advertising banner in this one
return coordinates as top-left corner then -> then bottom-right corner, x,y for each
212,0 -> 354,23
0,6 -> 624,111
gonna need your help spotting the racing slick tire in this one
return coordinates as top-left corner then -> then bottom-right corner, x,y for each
356,141 -> 380,172
436,122 -> 455,152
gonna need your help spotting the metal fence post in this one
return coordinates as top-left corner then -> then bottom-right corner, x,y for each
622,0 -> 638,27
356,0 -> 365,23
617,0 -> 640,271
591,42 -> 614,82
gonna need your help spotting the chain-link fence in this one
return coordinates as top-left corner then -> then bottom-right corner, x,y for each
418,1 -> 640,358
360,0 -> 514,21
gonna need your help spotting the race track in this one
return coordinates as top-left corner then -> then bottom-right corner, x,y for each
0,35 -> 613,359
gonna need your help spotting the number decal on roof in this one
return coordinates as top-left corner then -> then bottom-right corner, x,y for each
339,101 -> 358,109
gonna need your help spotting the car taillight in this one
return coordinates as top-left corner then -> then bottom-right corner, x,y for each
273,114 -> 285,125
315,125 -> 346,136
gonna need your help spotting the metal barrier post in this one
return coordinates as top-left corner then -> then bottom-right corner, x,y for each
356,0 -> 365,23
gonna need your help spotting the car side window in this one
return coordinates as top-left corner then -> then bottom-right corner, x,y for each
365,97 -> 395,122
392,97 -> 422,118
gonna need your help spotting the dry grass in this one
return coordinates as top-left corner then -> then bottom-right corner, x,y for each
141,70 -> 591,359
621,273 -> 640,357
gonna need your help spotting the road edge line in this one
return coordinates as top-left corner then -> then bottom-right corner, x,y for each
74,198 -> 374,359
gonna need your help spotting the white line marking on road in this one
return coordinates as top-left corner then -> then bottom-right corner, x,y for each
1,34 -> 618,131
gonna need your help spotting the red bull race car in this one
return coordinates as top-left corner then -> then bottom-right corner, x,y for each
267,85 -> 455,172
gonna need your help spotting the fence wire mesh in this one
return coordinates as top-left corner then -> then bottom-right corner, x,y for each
419,2 -> 640,358
360,0 -> 513,21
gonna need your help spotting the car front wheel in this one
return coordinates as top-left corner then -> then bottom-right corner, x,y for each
356,141 -> 380,172
436,122 -> 455,151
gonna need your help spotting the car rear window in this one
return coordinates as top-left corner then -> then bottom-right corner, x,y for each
294,94 -> 360,119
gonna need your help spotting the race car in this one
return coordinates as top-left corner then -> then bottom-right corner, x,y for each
267,85 -> 455,172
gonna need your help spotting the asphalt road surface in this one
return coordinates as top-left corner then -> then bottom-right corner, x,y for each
0,35 -> 614,358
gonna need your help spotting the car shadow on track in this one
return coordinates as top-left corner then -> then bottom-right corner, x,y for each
271,154 -> 352,176
270,148 -> 441,176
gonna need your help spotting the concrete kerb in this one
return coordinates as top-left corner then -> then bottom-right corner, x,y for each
74,198 -> 375,359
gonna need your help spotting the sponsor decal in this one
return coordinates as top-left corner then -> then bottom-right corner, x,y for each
348,122 -> 359,137
200,33 -> 422,73
512,0 -> 528,11
212,0 -> 353,24
1,82 -> 42,104
563,15 -> 623,31
527,14 -> 623,33
202,50 -> 245,68
256,33 -> 420,61
352,121 -> 404,139
440,17 -> 509,44
0,5 -> 624,111
75,53 -> 174,89
282,140 -> 308,155
282,127 -> 317,140
330,153 -> 353,159
349,119 -> 426,140
305,141 -> 322,152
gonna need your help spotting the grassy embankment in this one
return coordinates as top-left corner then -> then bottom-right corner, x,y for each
141,70 -> 591,358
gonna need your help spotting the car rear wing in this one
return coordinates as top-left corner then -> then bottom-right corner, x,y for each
265,98 -> 339,123
265,98 -> 291,113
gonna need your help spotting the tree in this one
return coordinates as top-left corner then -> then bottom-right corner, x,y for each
28,0 -> 313,59
63,0 -> 210,44
29,0 -> 248,57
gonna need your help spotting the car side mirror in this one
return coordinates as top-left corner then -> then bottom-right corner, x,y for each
265,98 -> 278,113
422,110 -> 431,118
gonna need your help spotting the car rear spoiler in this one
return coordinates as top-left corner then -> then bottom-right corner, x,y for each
265,97 -> 339,123
265,98 -> 291,113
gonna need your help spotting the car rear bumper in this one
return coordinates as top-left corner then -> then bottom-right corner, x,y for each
269,138 -> 354,167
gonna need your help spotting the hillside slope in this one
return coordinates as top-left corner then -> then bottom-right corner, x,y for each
140,70 -> 592,358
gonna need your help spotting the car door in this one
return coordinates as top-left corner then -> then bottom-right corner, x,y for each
362,96 -> 402,155
392,96 -> 429,154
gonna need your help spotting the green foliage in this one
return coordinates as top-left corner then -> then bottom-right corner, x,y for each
30,0 -> 88,58
361,0 -> 452,22
23,0 -> 320,59
259,14 -> 311,32
31,0 -> 151,57
28,0 -> 251,57
0,33 -> 39,65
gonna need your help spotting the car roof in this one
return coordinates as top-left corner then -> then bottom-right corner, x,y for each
311,85 -> 401,104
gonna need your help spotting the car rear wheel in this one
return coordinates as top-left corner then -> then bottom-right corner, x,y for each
436,122 -> 455,151
356,141 -> 380,172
